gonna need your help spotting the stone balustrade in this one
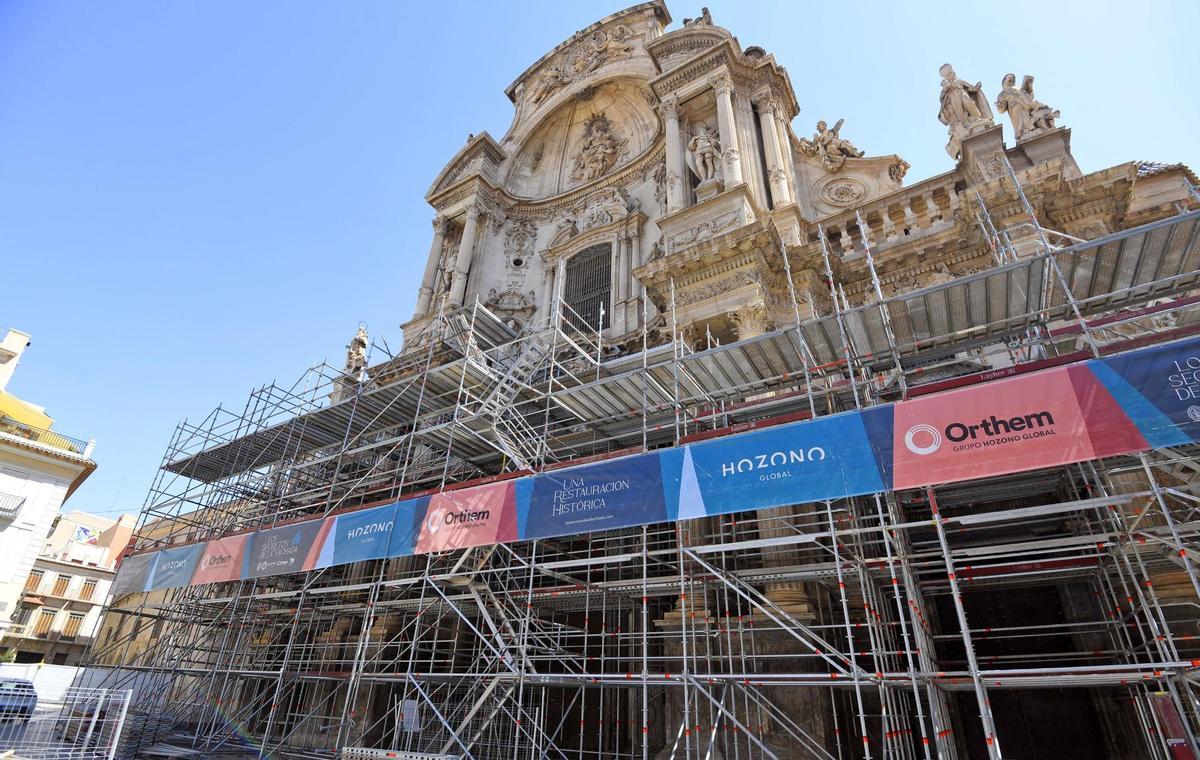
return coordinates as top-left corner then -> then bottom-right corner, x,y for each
811,172 -> 963,258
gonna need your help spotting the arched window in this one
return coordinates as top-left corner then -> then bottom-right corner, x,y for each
563,244 -> 611,331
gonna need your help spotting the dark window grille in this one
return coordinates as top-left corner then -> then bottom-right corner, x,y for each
563,244 -> 612,331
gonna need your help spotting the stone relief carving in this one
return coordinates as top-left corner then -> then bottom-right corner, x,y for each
938,63 -> 995,159
527,26 -> 635,107
569,113 -> 629,185
550,212 -> 579,246
675,270 -> 754,307
652,160 -> 667,213
686,122 -> 722,183
668,210 -> 740,249
819,177 -> 868,206
484,288 -> 537,330
995,73 -> 1061,141
888,160 -> 911,184
798,119 -> 864,172
504,220 -> 536,271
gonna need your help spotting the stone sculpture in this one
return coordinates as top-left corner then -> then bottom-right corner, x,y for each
937,63 -> 994,159
687,122 -> 722,182
345,325 -> 368,375
799,118 -> 864,172
569,114 -> 627,183
996,73 -> 1061,140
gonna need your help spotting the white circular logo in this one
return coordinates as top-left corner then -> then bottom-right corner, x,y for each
904,424 -> 943,456
1188,405 -> 1200,423
427,509 -> 443,534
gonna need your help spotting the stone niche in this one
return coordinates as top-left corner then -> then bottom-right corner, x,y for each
505,79 -> 660,200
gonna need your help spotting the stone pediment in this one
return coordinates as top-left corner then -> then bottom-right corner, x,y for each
645,24 -> 731,73
426,133 -> 506,201
504,3 -> 668,128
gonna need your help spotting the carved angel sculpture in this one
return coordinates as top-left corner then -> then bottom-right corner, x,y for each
687,122 -> 722,183
798,119 -> 864,172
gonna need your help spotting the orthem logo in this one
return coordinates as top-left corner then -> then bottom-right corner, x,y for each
903,424 -> 943,456
426,507 -> 490,535
1188,405 -> 1200,423
905,411 -> 1056,455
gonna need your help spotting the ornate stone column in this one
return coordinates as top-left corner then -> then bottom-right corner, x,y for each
756,96 -> 793,206
772,110 -> 798,203
660,96 -> 686,212
414,216 -> 449,317
729,304 -> 814,621
711,73 -> 743,187
540,257 -> 555,323
447,205 -> 482,307
611,237 -> 626,334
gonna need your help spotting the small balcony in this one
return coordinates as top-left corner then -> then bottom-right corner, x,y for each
0,415 -> 93,457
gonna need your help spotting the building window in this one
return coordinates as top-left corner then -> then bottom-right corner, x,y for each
79,579 -> 97,601
33,609 -> 56,637
62,613 -> 85,639
24,570 -> 43,593
562,244 -> 612,331
51,574 -> 71,597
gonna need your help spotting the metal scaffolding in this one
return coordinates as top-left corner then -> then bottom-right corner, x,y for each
86,203 -> 1200,760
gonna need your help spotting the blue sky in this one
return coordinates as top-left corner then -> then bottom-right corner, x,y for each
2,0 -> 1197,518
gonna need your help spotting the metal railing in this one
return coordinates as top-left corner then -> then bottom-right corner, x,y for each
0,416 -> 91,456
0,686 -> 130,760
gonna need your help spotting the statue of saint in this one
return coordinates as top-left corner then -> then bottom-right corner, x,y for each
799,118 -> 864,172
996,73 -> 1061,140
937,63 -> 994,159
345,325 -> 368,375
687,122 -> 722,183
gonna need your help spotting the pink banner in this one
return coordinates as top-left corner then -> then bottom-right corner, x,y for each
414,482 -> 517,553
191,534 -> 250,585
892,363 -> 1148,489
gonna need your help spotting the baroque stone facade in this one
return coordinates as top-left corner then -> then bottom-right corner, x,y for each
404,1 -> 1195,356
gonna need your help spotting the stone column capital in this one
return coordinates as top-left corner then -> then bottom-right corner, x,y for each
755,92 -> 779,115
727,303 -> 771,339
657,94 -> 680,121
709,72 -> 734,96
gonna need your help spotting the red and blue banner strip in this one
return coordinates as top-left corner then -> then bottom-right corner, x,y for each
115,336 -> 1200,594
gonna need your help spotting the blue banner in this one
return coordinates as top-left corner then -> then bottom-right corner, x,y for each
244,520 -> 326,578
519,454 -> 668,539
386,496 -> 426,558
315,503 -> 399,569
150,543 -> 205,589
662,409 -> 889,520
1091,344 -> 1200,448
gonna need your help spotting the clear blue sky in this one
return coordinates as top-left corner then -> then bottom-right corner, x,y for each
2,0 -> 1197,519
